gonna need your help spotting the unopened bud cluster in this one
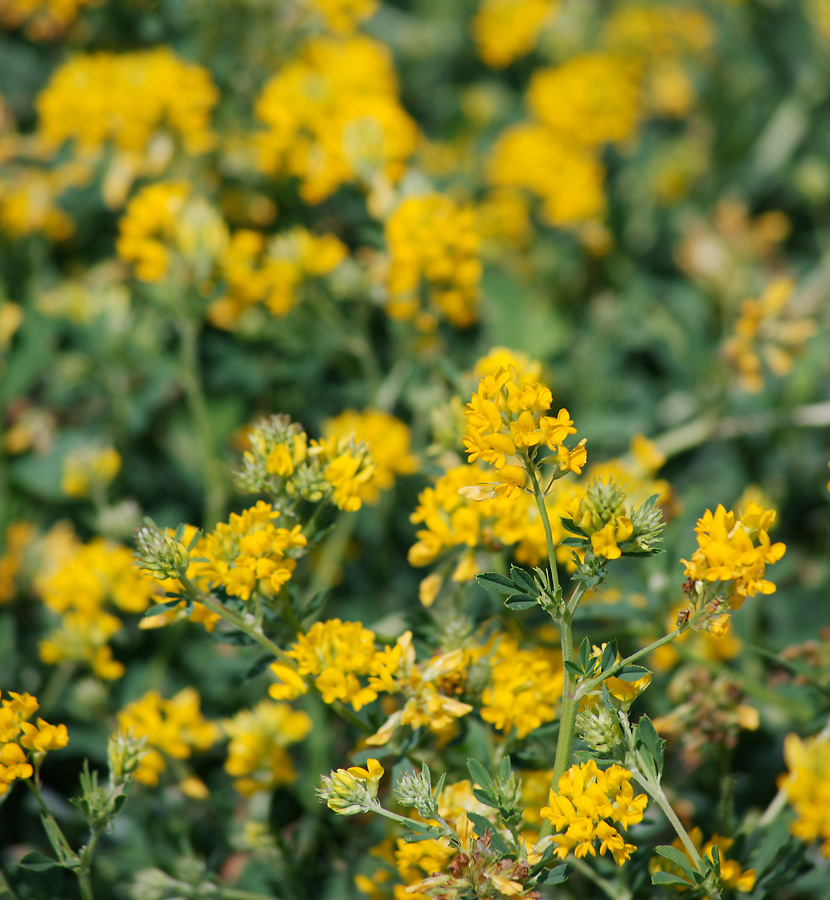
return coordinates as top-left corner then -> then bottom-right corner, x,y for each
134,522 -> 190,579
567,479 -> 664,560
394,765 -> 441,820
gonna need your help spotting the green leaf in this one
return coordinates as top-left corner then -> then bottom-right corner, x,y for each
651,871 -> 694,888
466,758 -> 495,791
615,665 -> 651,681
143,600 -> 182,618
404,830 -> 442,843
18,852 -> 61,872
471,786 -> 499,809
476,572 -> 515,592
504,594 -> 538,610
564,660 -> 585,678
655,845 -> 697,880
578,637 -> 591,670
466,813 -> 511,856
560,517 -> 587,536
509,566 -> 538,595
560,537 -> 587,547
537,864 -> 570,885
600,641 -> 617,673
635,715 -> 664,777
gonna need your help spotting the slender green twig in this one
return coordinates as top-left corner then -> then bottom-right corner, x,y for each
575,629 -> 682,702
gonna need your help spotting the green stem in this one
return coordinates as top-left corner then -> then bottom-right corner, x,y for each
575,629 -> 681,702
178,316 -> 227,529
551,612 -> 577,787
526,463 -> 559,597
618,717 -> 713,891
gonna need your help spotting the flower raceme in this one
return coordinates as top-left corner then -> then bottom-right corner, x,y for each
462,366 -> 586,498
318,758 -> 384,815
0,691 -> 68,796
779,732 -> 830,858
681,501 -> 785,608
540,760 -> 648,866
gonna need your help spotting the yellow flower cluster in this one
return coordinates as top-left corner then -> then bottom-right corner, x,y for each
463,365 -> 586,495
384,193 -> 481,331
650,827 -> 756,892
779,732 -> 830,858
488,51 -> 641,229
322,409 -> 418,504
481,634 -> 563,738
194,501 -> 307,602
0,163 -> 80,240
471,0 -> 559,69
304,0 -> 378,33
565,480 -> 635,561
116,181 -> 228,284
366,631 -> 474,746
723,278 -> 817,393
36,48 -> 217,157
527,54 -> 641,148
35,531 -> 157,679
237,415 -> 379,513
210,227 -> 347,328
254,35 -> 418,203
116,688 -> 220,792
408,462 -> 575,585
0,691 -> 68,796
224,701 -> 312,797
681,501 -> 786,609
540,760 -> 648,865
0,0 -> 97,40
319,757 -> 384,816
61,445 -> 121,499
603,5 -> 714,118
488,122 -> 606,228
270,618 -> 378,711
0,521 -> 36,604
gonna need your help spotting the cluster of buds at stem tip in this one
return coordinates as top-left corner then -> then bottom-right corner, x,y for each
565,479 -> 664,561
394,763 -> 444,820
133,520 -> 192,579
317,759 -> 384,815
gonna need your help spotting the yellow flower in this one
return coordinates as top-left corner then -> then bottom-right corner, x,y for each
779,732 -> 830,858
471,0 -> 559,69
116,688 -> 220,788
224,701 -> 312,796
384,193 -> 481,330
0,690 -> 68,796
61,446 -> 121,499
681,502 -> 786,607
319,758 -> 384,815
323,409 -> 418,504
255,35 -> 417,203
541,761 -> 647,865
36,49 -> 217,158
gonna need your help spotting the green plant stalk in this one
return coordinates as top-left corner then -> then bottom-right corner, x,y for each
526,462 -> 559,598
525,460 -> 579,834
551,613 -> 577,788
178,316 -> 227,529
